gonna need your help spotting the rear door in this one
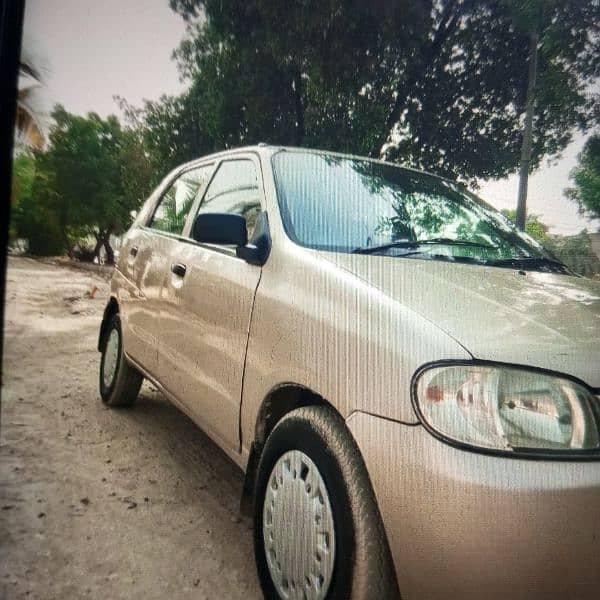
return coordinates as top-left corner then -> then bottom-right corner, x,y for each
158,155 -> 264,451
121,164 -> 214,374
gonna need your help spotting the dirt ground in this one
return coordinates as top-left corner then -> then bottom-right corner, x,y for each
1,257 -> 261,599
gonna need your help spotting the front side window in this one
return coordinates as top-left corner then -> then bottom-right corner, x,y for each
272,151 -> 567,273
149,165 -> 213,235
196,159 -> 262,237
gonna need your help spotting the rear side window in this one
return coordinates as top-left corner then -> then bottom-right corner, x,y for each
196,159 -> 262,236
149,165 -> 213,235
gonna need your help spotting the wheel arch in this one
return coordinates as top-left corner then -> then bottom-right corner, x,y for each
244,388 -> 401,597
98,296 -> 119,351
240,383 -> 339,515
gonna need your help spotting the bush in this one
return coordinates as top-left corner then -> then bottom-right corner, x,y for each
12,193 -> 65,256
10,152 -> 36,242
546,231 -> 600,278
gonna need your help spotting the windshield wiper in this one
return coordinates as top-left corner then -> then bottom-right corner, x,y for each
351,237 -> 494,255
487,256 -> 570,274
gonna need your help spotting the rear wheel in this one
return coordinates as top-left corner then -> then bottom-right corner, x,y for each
99,314 -> 142,407
253,405 -> 399,599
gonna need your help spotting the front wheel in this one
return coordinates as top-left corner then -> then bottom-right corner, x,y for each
253,406 -> 399,599
99,314 -> 143,407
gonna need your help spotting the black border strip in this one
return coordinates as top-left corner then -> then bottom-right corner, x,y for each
0,0 -> 25,391
411,359 -> 600,462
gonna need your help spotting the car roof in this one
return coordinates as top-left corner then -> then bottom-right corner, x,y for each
176,144 -> 454,185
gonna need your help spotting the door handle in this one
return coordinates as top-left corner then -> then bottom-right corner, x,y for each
171,263 -> 187,278
130,245 -> 138,257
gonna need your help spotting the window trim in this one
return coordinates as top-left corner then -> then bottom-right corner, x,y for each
144,161 -> 216,235
185,154 -> 266,252
139,151 -> 267,261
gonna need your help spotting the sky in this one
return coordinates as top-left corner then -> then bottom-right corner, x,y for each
22,0 -> 599,235
22,0 -> 186,121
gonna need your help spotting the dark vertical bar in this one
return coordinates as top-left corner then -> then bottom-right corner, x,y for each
0,0 -> 26,387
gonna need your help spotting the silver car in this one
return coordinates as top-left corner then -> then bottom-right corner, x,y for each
99,146 -> 600,599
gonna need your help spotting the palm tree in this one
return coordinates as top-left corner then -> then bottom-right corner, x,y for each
15,50 -> 44,151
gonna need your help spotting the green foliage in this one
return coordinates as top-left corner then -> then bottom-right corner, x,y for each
161,0 -> 599,183
13,105 -> 149,261
44,106 -> 130,238
117,90 -> 217,183
12,191 -> 65,255
11,153 -> 64,255
501,209 -> 550,244
11,152 -> 36,208
10,152 -> 37,241
119,126 -> 157,209
502,209 -> 600,276
546,231 -> 600,278
567,134 -> 600,221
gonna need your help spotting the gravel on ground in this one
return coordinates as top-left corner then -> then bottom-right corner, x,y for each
1,256 -> 261,600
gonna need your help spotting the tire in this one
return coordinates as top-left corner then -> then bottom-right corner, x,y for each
253,405 -> 400,600
99,313 -> 143,407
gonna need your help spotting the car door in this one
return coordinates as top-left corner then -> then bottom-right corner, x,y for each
121,164 -> 214,375
158,155 -> 264,452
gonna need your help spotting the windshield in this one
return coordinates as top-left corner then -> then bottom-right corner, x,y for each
272,151 -> 564,272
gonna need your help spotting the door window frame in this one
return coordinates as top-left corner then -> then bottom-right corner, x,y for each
139,152 -> 267,259
143,161 -> 217,240
183,152 -> 267,258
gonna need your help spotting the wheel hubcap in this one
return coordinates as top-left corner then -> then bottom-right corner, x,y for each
102,329 -> 119,388
263,450 -> 336,600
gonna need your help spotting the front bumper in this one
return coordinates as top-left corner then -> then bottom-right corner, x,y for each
347,411 -> 600,600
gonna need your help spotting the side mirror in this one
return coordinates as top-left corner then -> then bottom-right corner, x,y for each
236,211 -> 271,266
192,213 -> 248,247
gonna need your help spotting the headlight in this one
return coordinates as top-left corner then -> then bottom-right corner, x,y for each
413,363 -> 600,455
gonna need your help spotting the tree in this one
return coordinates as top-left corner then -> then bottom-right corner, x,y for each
16,106 -> 147,262
11,151 -> 65,255
10,151 -> 36,242
501,209 -> 550,245
11,151 -> 36,208
547,230 -> 600,277
116,91 -> 216,179
166,0 -> 599,187
15,48 -> 45,151
567,133 -> 600,222
502,209 -> 600,277
513,20 -> 538,231
500,0 -> 599,230
12,189 -> 65,256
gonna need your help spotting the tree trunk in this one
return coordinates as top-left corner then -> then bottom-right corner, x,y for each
92,232 -> 104,259
94,233 -> 103,258
103,236 -> 115,265
292,67 -> 305,146
93,228 -> 110,263
516,30 -> 539,231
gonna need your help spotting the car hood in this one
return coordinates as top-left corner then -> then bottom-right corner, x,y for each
319,252 -> 600,387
